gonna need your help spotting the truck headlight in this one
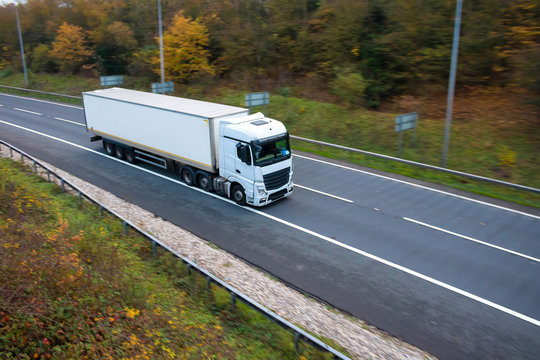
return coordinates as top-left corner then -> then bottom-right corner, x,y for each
256,186 -> 266,196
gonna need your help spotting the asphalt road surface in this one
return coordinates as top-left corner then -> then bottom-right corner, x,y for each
1,92 -> 539,360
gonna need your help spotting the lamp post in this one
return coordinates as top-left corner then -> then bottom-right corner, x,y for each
441,0 -> 463,168
157,0 -> 165,86
15,1 -> 28,87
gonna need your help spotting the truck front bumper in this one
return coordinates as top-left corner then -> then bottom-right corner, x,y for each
249,184 -> 293,206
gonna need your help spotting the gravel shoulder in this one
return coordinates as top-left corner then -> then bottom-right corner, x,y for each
1,146 -> 436,360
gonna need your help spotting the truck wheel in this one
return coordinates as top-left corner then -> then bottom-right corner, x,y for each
125,149 -> 137,163
197,173 -> 212,192
181,167 -> 195,186
115,145 -> 125,160
231,185 -> 246,206
103,141 -> 115,156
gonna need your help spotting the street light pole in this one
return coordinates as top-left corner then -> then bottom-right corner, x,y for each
157,0 -> 165,86
15,1 -> 28,87
441,0 -> 463,168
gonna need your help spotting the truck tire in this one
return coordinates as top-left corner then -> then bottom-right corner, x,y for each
125,149 -> 137,163
115,145 -> 125,160
231,184 -> 246,206
103,140 -> 115,156
197,172 -> 212,192
181,166 -> 195,186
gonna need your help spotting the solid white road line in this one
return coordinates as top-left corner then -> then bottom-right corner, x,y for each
295,184 -> 354,203
54,117 -> 85,127
294,154 -> 540,220
404,217 -> 540,263
1,118 -> 539,328
0,92 -> 83,109
14,108 -> 42,116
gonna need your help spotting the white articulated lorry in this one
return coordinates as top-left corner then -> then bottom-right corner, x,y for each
82,87 -> 293,206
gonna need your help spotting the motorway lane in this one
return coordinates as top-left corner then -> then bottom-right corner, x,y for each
266,183 -> 540,319
1,93 -> 540,359
293,154 -> 540,256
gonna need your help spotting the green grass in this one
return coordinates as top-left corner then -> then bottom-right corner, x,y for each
0,157 -> 339,360
1,71 -> 538,208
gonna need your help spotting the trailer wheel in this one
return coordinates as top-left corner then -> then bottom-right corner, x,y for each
115,145 -> 125,160
181,166 -> 195,186
197,172 -> 212,192
125,149 -> 137,163
103,141 -> 115,156
231,184 -> 246,206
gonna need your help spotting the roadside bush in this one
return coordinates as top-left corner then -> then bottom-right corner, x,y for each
30,44 -> 57,73
0,67 -> 13,79
329,67 -> 367,108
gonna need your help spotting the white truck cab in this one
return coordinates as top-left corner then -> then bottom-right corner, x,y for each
219,113 -> 293,206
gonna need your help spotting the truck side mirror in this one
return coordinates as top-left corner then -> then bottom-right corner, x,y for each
236,143 -> 252,165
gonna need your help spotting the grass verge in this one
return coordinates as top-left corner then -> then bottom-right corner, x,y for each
0,157 -> 339,360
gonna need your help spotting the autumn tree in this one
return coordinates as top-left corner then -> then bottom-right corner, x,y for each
93,21 -> 137,75
50,22 -> 92,74
155,10 -> 214,83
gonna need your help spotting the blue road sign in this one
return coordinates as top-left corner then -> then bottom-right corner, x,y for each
245,92 -> 270,107
395,112 -> 418,132
152,81 -> 174,94
100,75 -> 123,87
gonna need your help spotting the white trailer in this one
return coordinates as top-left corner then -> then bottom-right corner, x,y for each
82,88 -> 293,206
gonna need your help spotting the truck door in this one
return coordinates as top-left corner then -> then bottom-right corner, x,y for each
235,142 -> 254,184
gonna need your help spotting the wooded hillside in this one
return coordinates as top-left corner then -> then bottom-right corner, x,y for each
1,0 -> 539,107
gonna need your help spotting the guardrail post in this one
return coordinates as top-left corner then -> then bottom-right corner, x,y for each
186,263 -> 192,276
206,276 -> 212,290
46,169 -> 50,182
61,179 -> 65,192
33,160 -> 37,173
20,153 -> 24,164
10,148 -> 13,158
152,240 -> 157,257
294,331 -> 301,353
123,221 -> 127,234
99,205 -> 103,219
78,190 -> 82,205
230,292 -> 236,313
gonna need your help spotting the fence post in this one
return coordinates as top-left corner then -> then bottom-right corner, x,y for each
230,292 -> 236,313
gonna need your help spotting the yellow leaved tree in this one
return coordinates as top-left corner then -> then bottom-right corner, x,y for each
50,22 -> 93,74
154,11 -> 214,83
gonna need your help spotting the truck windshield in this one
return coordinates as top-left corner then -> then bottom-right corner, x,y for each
252,134 -> 291,167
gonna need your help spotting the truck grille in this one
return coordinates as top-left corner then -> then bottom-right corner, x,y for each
263,167 -> 290,190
